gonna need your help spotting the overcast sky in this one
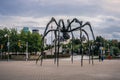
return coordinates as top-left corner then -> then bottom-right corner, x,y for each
0,0 -> 120,41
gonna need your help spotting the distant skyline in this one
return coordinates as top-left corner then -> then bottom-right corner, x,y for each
0,0 -> 120,40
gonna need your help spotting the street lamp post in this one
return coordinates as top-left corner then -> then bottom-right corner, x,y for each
5,34 -> 10,61
7,35 -> 10,61
4,34 -> 10,61
26,42 -> 28,61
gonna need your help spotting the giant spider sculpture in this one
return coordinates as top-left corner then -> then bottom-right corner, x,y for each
36,17 -> 95,66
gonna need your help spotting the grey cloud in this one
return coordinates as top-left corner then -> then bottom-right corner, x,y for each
100,26 -> 120,34
112,32 -> 120,39
0,0 -> 120,40
0,0 -> 104,17
93,16 -> 120,39
23,21 -> 39,24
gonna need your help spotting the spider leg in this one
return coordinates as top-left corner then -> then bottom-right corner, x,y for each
44,17 -> 59,36
81,22 -> 95,65
36,17 -> 59,65
57,29 -> 60,67
54,31 -> 57,64
80,29 -> 91,66
69,23 -> 74,63
81,22 -> 95,41
67,18 -> 82,63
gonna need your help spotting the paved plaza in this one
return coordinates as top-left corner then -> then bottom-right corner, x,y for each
0,59 -> 120,80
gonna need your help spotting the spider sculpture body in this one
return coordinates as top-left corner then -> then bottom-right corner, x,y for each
36,17 -> 95,66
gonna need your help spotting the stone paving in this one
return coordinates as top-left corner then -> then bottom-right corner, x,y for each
0,59 -> 120,80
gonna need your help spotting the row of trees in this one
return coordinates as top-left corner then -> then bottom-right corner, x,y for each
0,27 -> 120,57
95,36 -> 120,56
62,36 -> 120,56
0,28 -> 42,54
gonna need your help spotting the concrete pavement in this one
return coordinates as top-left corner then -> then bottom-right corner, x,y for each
0,59 -> 120,80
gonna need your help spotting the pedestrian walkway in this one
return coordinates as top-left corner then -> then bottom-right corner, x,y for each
0,60 -> 120,80
61,55 -> 89,61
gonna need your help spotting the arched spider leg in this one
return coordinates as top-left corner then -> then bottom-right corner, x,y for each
36,29 -> 58,65
81,22 -> 95,65
80,29 -> 90,66
67,21 -> 95,66
68,21 -> 95,41
81,29 -> 91,64
67,18 -> 82,63
54,31 -> 57,64
67,19 -> 74,63
44,17 -> 59,36
80,22 -> 95,41
36,17 -> 59,65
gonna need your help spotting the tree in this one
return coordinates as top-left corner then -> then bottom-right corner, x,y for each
118,42 -> 120,49
112,47 -> 120,56
9,28 -> 19,53
1,28 -> 10,52
0,28 -> 42,54
28,32 -> 42,54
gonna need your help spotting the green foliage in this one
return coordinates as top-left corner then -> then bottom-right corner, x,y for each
72,38 -> 81,44
44,54 -> 70,59
112,47 -> 120,56
66,36 -> 120,57
118,42 -> 120,49
95,36 -> 105,46
0,27 -> 120,57
0,28 -> 42,54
